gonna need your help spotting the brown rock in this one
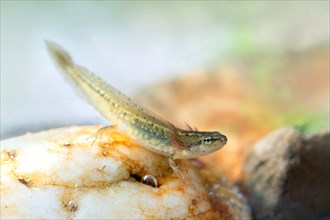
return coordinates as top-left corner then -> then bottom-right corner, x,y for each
205,177 -> 251,220
243,127 -> 330,220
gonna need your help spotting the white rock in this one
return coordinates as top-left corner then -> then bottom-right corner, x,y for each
1,126 -> 229,219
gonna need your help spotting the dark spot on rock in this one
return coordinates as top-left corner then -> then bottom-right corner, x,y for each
67,200 -> 78,212
7,150 -> 16,160
18,177 -> 31,188
130,174 -> 141,182
62,142 -> 72,147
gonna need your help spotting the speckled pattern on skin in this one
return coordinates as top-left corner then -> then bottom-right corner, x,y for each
46,41 -> 227,177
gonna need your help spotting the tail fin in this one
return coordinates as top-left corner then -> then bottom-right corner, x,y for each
45,40 -> 74,71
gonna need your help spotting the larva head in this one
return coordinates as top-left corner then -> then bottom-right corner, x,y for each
178,130 -> 227,158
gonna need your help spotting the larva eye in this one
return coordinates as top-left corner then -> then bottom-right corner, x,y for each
203,137 -> 212,144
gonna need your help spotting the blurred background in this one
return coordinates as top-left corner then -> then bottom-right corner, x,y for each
2,2 -> 329,219
1,1 -> 329,139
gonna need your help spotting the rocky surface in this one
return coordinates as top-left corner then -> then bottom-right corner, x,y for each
243,127 -> 330,220
0,126 -> 251,219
